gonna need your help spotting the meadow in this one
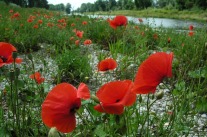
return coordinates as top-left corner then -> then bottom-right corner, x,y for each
0,2 -> 207,137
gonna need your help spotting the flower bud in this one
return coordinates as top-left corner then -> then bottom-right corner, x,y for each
68,72 -> 74,80
27,54 -> 33,60
48,127 -> 60,137
138,95 -> 142,103
9,70 -> 15,81
12,52 -> 18,59
155,90 -> 164,100
91,94 -> 100,103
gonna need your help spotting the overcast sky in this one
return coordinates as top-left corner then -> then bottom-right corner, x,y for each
47,0 -> 97,10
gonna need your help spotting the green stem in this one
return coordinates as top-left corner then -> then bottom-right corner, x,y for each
140,94 -> 150,136
13,61 -> 20,135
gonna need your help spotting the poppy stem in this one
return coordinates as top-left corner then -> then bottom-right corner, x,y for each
140,94 -> 151,136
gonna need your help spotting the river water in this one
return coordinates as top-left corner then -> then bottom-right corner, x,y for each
87,14 -> 206,29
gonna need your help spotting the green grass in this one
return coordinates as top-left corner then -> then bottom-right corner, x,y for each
0,1 -> 207,137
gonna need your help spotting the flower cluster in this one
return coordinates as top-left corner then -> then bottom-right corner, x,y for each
41,51 -> 173,133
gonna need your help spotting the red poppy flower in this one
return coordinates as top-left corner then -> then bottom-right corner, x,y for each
75,40 -> 80,46
76,30 -> 84,38
38,20 -> 43,24
167,37 -> 171,43
82,21 -> 88,25
70,37 -> 74,41
109,15 -> 128,29
134,26 -> 139,30
189,25 -> 193,30
71,23 -> 75,27
132,52 -> 173,94
41,83 -> 90,133
30,72 -> 45,84
11,12 -> 20,19
83,39 -> 92,45
33,24 -> 38,29
94,80 -> 136,115
97,58 -> 117,71
47,22 -> 54,27
188,31 -> 194,36
27,18 -> 33,23
153,33 -> 158,40
138,18 -> 143,23
0,42 -> 22,67
9,9 -> 13,13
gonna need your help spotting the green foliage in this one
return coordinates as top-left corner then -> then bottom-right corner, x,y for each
56,48 -> 92,85
134,0 -> 152,9
65,3 -> 71,14
0,3 -> 207,137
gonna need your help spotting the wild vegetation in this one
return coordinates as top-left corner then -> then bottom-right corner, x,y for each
0,1 -> 207,137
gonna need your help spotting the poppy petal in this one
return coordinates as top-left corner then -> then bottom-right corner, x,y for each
0,42 -> 17,58
108,58 -> 117,70
120,90 -> 137,106
15,58 -> 23,64
98,60 -> 109,71
98,58 -> 117,71
0,58 -> 5,67
96,80 -> 132,104
54,114 -> 76,133
109,20 -> 117,29
133,52 -> 173,94
77,83 -> 90,100
94,103 -> 124,115
41,83 -> 78,133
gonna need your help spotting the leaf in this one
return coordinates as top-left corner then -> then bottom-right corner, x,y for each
94,125 -> 107,137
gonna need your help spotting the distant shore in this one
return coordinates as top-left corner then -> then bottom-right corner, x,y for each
84,8 -> 207,22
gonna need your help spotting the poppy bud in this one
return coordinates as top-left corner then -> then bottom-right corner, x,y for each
9,70 -> 15,81
151,94 -> 155,100
12,52 -> 18,59
28,54 -> 33,60
85,76 -> 89,80
3,89 -> 7,95
91,94 -> 100,103
68,72 -> 74,80
155,90 -> 164,100
138,95 -> 142,103
48,127 -> 60,137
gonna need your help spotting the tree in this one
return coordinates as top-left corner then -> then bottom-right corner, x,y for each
124,0 -> 134,10
135,0 -> 152,9
156,0 -> 176,8
196,0 -> 207,9
109,0 -> 116,10
65,3 -> 71,14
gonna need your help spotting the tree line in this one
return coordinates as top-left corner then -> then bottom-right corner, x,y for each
77,0 -> 206,13
1,0 -> 206,13
2,0 -> 49,9
1,0 -> 72,14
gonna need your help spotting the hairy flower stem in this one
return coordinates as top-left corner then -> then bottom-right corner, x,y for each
140,94 -> 151,136
13,60 -> 20,135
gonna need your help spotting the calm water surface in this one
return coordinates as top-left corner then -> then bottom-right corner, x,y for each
87,14 -> 206,29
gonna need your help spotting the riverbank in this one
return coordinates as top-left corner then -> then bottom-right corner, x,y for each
84,8 -> 207,22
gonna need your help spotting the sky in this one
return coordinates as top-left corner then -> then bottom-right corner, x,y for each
47,0 -> 97,10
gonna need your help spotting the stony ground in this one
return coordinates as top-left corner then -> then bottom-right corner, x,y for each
1,44 -> 206,136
